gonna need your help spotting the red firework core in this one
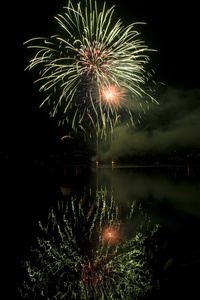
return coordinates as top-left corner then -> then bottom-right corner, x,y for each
101,84 -> 128,109
101,85 -> 120,104
80,43 -> 110,76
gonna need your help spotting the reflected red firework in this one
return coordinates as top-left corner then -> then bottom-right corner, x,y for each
21,194 -> 161,299
101,223 -> 127,246
81,257 -> 110,296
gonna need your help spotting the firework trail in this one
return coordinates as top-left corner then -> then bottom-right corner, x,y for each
20,189 -> 160,299
24,0 -> 157,135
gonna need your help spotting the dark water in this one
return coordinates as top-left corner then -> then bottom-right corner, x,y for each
7,163 -> 200,299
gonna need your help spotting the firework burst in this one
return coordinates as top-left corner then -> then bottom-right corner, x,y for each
24,0 -> 158,134
20,189 -> 160,299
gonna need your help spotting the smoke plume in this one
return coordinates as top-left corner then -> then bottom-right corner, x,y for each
98,88 -> 200,161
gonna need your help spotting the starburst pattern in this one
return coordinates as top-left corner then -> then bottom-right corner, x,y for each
24,0 -> 157,134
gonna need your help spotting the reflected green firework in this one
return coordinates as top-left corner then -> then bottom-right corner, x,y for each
24,0 -> 157,134
20,190 -> 160,299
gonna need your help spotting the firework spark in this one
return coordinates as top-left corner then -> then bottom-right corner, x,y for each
20,189 -> 160,299
24,0 -> 158,134
101,84 -> 126,106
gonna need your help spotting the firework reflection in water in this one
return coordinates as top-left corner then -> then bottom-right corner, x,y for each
20,189 -> 160,299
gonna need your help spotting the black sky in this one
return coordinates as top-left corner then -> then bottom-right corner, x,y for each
3,0 -> 200,161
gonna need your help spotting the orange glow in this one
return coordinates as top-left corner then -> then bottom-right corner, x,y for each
101,85 -> 128,109
60,135 -> 74,141
101,224 -> 121,246
101,85 -> 120,104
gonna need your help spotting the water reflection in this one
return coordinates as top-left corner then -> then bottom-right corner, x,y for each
59,165 -> 200,218
20,167 -> 162,299
20,165 -> 200,299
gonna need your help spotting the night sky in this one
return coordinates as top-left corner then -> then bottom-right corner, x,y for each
3,0 -> 200,163
4,3 -> 200,298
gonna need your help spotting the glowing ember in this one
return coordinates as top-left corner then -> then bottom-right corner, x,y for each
81,257 -> 109,285
101,223 -> 124,246
101,85 -> 120,104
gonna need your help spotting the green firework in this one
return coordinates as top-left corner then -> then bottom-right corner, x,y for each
24,0 -> 158,134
